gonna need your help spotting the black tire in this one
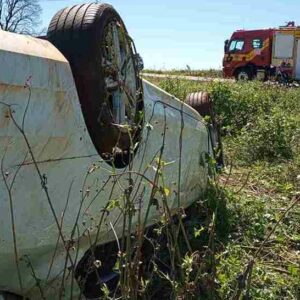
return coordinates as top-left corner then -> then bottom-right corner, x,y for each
235,68 -> 252,81
276,72 -> 289,84
75,241 -> 119,299
186,92 -> 224,167
47,4 -> 143,168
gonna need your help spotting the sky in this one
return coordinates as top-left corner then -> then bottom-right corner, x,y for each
40,0 -> 300,70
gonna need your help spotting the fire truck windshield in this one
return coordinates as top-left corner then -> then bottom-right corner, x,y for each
229,39 -> 244,52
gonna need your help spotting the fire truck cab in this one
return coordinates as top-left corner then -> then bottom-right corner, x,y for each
223,22 -> 300,81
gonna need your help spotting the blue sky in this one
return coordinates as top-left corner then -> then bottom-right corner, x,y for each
41,0 -> 300,70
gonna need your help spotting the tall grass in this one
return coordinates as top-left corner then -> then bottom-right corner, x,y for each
2,78 -> 299,299
145,77 -> 300,299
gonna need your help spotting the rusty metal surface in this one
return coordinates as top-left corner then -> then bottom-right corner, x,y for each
0,30 -> 213,298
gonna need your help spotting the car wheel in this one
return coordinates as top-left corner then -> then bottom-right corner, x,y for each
75,241 -> 120,299
186,92 -> 224,167
47,3 -> 144,168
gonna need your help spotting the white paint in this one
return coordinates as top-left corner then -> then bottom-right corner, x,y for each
0,30 -> 213,299
273,33 -> 294,59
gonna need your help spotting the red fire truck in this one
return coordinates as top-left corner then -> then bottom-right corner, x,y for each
223,22 -> 300,81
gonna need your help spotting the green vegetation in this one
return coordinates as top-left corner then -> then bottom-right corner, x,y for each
142,77 -> 300,299
143,68 -> 222,78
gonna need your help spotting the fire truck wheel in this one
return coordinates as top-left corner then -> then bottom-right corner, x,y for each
235,69 -> 252,81
47,3 -> 143,168
186,92 -> 224,167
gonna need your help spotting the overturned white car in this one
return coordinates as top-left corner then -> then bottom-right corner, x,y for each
0,3 -> 221,299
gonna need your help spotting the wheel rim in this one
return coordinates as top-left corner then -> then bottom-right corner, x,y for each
102,20 -> 138,127
238,71 -> 249,81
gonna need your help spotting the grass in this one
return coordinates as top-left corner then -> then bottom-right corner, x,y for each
142,77 -> 300,299
13,75 -> 298,299
143,68 -> 223,78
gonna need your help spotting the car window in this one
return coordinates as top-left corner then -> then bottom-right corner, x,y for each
252,39 -> 262,49
229,40 -> 244,52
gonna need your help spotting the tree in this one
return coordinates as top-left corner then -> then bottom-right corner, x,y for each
0,0 -> 42,35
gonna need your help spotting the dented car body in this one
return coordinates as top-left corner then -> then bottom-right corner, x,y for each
0,6 -> 214,299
